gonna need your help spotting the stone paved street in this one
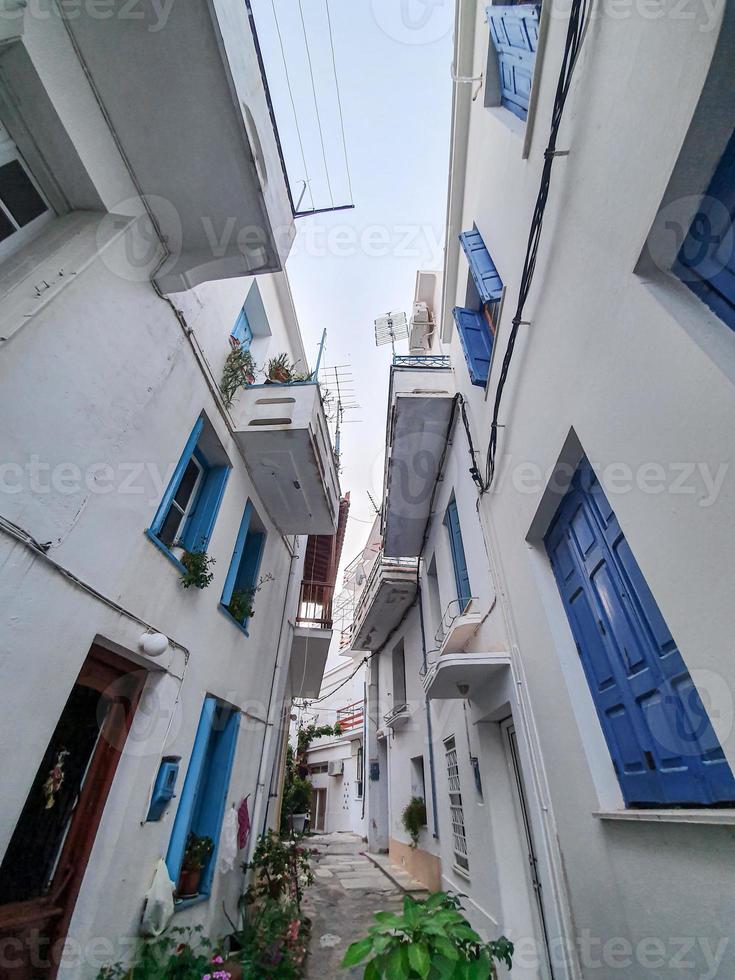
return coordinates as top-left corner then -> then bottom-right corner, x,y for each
303,833 -> 403,978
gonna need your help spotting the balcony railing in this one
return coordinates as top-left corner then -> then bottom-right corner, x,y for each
352,552 -> 419,631
337,700 -> 364,732
296,580 -> 335,630
392,355 -> 450,369
433,597 -> 478,647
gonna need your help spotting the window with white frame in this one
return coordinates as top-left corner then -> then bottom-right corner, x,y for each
0,123 -> 52,262
444,736 -> 469,873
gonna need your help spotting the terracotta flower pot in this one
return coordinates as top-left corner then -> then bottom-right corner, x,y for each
177,866 -> 202,898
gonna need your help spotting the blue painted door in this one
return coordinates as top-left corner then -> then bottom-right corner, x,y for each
545,459 -> 735,806
487,4 -> 540,120
444,497 -> 472,613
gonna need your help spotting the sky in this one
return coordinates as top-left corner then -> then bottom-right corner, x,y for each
251,0 -> 454,579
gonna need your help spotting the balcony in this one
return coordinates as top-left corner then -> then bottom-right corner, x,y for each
434,598 -> 482,655
24,0 -> 295,291
289,581 -> 334,699
351,553 -> 418,652
232,382 -> 340,535
422,599 -> 509,699
382,357 -> 454,558
422,653 -> 510,700
337,700 -> 365,739
384,702 -> 411,730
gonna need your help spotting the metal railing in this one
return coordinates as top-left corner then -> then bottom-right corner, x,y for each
296,580 -> 335,630
384,702 -> 410,726
353,552 -> 419,626
433,596 -> 478,647
337,700 -> 364,731
392,355 -> 450,369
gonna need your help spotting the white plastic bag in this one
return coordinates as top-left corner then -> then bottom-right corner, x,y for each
219,806 -> 239,873
140,859 -> 175,937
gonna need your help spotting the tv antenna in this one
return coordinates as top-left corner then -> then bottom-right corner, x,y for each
374,311 -> 408,357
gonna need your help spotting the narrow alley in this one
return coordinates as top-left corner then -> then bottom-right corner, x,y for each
303,833 -> 426,977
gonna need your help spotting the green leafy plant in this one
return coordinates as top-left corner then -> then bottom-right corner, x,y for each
227,587 -> 255,623
227,572 -> 275,623
220,340 -> 256,408
401,797 -> 427,849
236,899 -> 310,979
341,892 -> 514,979
242,830 -> 314,908
180,550 -> 215,589
96,925 -> 219,979
182,832 -> 214,871
284,775 -> 312,818
266,353 -> 295,383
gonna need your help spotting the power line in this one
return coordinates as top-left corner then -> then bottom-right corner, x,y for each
324,0 -> 353,205
484,0 -> 590,491
298,0 -> 335,207
269,0 -> 315,212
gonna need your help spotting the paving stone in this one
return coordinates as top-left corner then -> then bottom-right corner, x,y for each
314,868 -> 333,879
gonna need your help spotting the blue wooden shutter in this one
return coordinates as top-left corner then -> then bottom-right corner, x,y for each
545,459 -> 735,806
231,307 -> 253,349
453,307 -> 494,387
676,128 -> 735,331
443,497 -> 472,612
180,462 -> 230,553
459,227 -> 503,305
149,417 -> 204,537
487,4 -> 540,120
166,696 -> 217,883
221,501 -> 253,608
193,706 -> 240,895
235,531 -> 265,593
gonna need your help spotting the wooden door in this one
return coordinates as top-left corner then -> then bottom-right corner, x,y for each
0,646 -> 146,979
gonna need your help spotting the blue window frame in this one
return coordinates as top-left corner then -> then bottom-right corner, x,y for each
231,305 -> 253,349
545,458 -> 735,807
220,501 -> 266,632
166,697 -> 240,901
453,227 -> 502,386
675,128 -> 735,332
486,4 -> 541,121
443,496 -> 472,613
148,417 -> 230,558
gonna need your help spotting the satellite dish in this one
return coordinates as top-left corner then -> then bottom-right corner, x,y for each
374,311 -> 408,352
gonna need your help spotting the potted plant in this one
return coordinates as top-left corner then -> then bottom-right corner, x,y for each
286,777 -> 312,834
178,832 -> 214,898
266,353 -> 294,384
180,550 -> 216,589
227,586 -> 256,623
402,796 -> 427,849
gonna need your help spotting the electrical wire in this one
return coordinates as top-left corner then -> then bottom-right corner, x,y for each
269,0 -> 315,212
324,0 -> 353,205
298,0 -> 335,208
483,0 -> 590,492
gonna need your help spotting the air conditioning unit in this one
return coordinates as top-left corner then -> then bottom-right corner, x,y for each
328,759 -> 344,777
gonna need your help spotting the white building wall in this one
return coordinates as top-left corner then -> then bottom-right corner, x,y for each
302,658 -> 367,837
426,3 -> 735,979
0,212 -> 311,973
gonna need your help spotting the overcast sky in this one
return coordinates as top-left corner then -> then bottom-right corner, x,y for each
251,0 -> 453,601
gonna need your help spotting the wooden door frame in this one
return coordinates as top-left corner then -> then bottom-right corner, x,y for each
0,644 -> 147,978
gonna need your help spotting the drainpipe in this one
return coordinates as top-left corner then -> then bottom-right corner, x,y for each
417,576 -> 440,839
249,537 -> 302,850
